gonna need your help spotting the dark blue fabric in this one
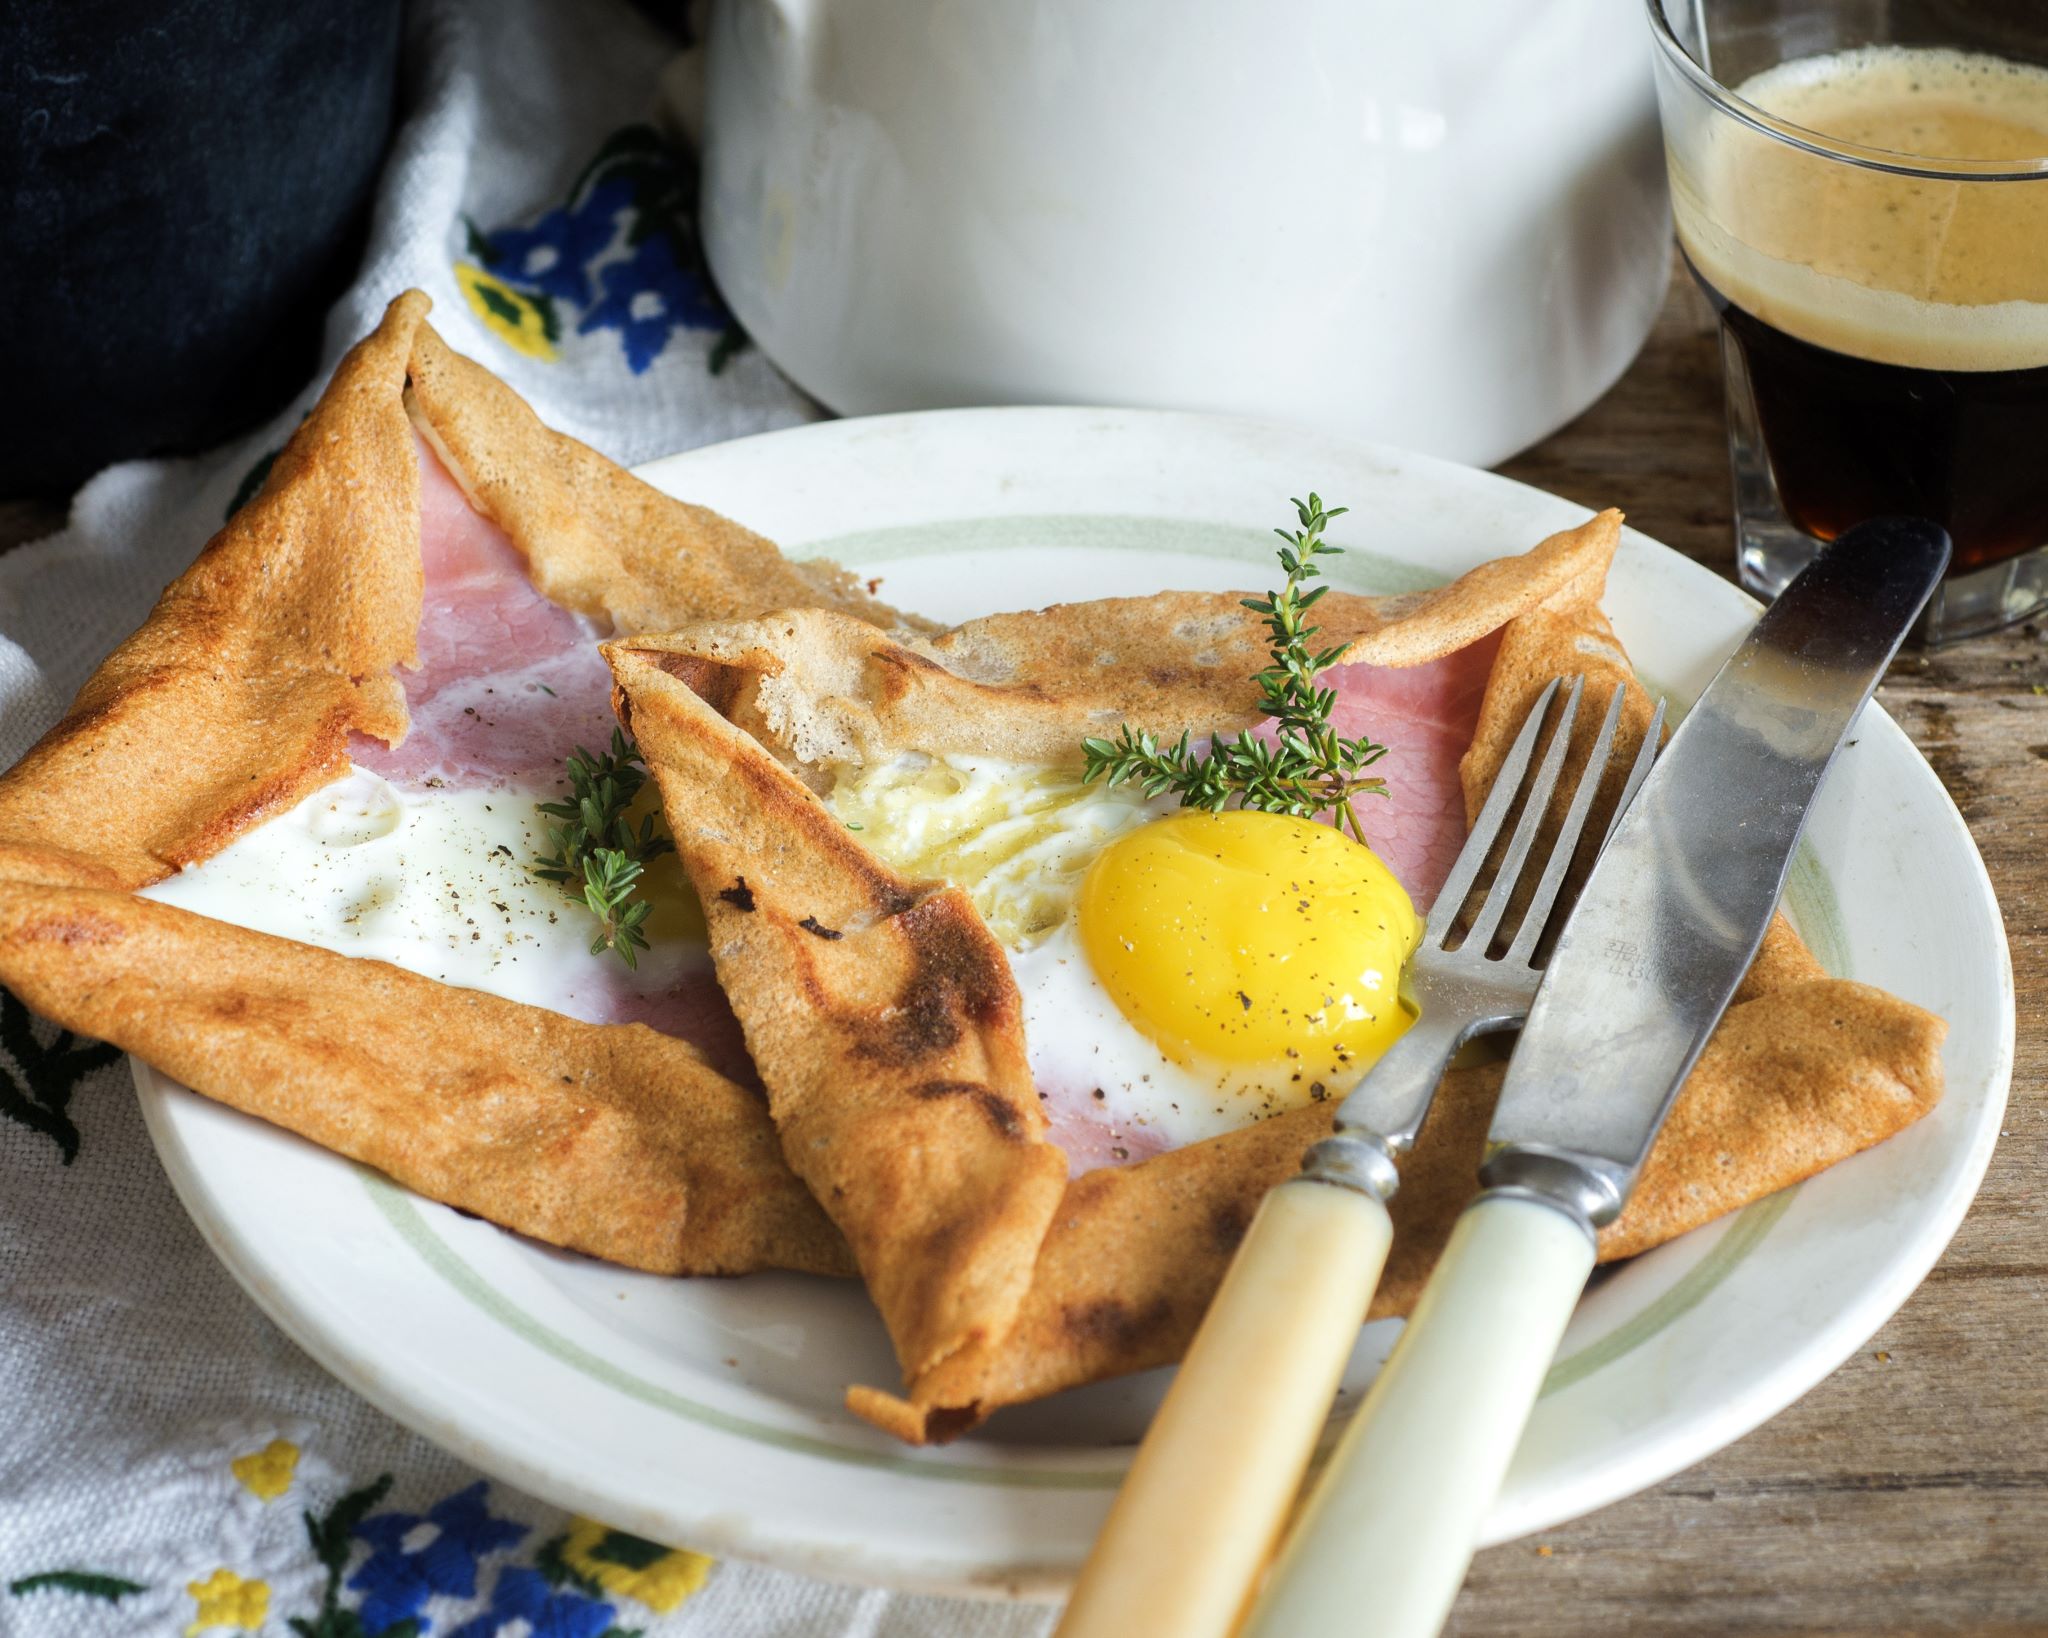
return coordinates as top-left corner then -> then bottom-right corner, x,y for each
0,0 -> 403,489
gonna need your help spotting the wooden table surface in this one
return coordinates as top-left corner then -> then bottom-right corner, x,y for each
3,265 -> 2040,1634
1482,269 -> 2048,1636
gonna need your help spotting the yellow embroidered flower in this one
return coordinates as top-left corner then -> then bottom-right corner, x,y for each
455,263 -> 558,360
561,1517 -> 712,1614
230,1437 -> 299,1501
185,1568 -> 268,1635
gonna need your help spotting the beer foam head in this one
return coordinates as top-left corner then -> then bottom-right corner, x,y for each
1674,46 -> 2048,369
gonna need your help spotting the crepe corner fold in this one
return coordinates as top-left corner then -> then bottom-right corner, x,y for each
0,290 -> 431,891
606,642 -> 1071,1397
0,880 -> 853,1277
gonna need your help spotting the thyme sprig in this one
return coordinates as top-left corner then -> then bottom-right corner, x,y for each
531,728 -> 674,967
1082,493 -> 1389,841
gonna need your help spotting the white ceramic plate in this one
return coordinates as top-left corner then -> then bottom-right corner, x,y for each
134,408 -> 2014,1599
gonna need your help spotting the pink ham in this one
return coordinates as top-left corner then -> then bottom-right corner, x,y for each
350,439 -> 619,787
1255,633 -> 1499,913
349,437 -> 748,1071
1042,1104 -> 1172,1174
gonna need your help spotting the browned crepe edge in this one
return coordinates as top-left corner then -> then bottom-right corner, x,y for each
0,291 -> 429,891
0,881 -> 853,1277
607,644 -> 1070,1388
616,512 -> 1625,775
404,323 -> 935,637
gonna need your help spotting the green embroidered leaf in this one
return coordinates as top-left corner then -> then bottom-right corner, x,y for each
589,1529 -> 669,1571
463,214 -> 494,260
307,1472 -> 394,1575
9,1570 -> 146,1601
473,280 -> 528,329
532,289 -> 562,344
707,323 -> 749,377
534,1534 -> 605,1598
0,989 -> 122,1163
290,1473 -> 396,1638
598,1627 -> 645,1638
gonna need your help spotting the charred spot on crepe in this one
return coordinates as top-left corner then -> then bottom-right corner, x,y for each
844,894 -> 1020,1069
913,1078 -> 1028,1142
717,878 -> 755,911
1060,1295 -> 1176,1354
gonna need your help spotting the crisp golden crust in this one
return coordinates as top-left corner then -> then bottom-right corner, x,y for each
0,291 -> 429,890
405,323 -> 934,637
608,646 -> 1070,1388
617,512 -> 1625,775
0,881 -> 853,1277
614,508 -> 1949,1442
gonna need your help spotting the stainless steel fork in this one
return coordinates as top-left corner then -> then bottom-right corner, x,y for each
1054,674 -> 1663,1638
1302,674 -> 1665,1202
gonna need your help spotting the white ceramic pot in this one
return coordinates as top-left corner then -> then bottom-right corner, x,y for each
698,0 -> 1669,466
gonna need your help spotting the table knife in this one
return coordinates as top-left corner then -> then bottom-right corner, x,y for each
1237,514 -> 1951,1638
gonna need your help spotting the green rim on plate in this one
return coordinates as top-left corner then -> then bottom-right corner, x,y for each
361,510 -> 1839,1486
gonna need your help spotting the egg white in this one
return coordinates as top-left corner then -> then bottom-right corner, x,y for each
1014,917 -> 1341,1154
141,766 -> 709,1022
152,752 -> 1374,1160
826,751 -> 1363,1155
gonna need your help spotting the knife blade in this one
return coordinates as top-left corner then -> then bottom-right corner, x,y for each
1480,514 -> 1952,1221
1238,515 -> 1950,1638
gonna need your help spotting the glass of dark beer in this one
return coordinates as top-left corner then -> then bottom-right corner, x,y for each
1646,0 -> 2048,642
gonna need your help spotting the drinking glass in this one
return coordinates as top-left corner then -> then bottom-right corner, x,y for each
1645,0 -> 2048,643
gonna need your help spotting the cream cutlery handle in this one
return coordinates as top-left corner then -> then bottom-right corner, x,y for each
1055,1179 -> 1395,1638
1238,1192 -> 1595,1638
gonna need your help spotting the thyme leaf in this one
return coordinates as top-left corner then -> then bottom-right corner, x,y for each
531,728 -> 674,967
1082,493 -> 1389,840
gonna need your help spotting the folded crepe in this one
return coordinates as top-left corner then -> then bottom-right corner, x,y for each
0,290 -> 922,896
607,511 -> 1946,1440
0,880 -> 850,1277
0,290 -> 914,1274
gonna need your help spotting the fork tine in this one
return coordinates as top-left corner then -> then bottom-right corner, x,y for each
1463,675 -> 1583,953
1422,676 -> 1563,943
1506,681 -> 1628,965
1601,695 -> 1667,850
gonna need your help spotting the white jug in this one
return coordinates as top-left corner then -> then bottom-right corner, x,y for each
699,0 -> 1668,465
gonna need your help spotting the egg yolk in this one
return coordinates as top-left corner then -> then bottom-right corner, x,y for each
1076,810 -> 1421,1096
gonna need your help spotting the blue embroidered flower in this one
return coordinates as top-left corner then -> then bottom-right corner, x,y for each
477,177 -> 634,308
445,1567 -> 615,1638
457,124 -> 745,375
576,230 -> 730,374
348,1482 -> 527,1634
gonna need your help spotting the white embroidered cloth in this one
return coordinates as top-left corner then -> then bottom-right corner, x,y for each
0,3 -> 1058,1632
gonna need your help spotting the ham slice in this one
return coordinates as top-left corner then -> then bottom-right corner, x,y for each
1259,632 -> 1501,913
347,439 -> 748,1069
350,441 -> 619,787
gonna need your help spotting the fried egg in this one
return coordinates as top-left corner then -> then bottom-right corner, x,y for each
825,752 -> 1421,1163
